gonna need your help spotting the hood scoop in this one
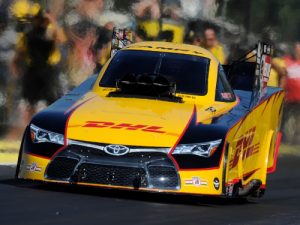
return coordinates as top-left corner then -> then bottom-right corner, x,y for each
108,73 -> 182,103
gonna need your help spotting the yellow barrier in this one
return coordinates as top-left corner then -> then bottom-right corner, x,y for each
279,144 -> 300,157
0,140 -> 20,165
0,152 -> 19,164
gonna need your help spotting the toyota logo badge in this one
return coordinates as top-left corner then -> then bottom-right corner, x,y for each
104,145 -> 130,156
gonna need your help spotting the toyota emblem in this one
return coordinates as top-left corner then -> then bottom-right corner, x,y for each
104,145 -> 130,156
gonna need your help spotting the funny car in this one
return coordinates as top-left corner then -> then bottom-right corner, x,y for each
16,39 -> 284,198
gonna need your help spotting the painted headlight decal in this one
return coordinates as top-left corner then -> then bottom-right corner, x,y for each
30,124 -> 64,145
172,139 -> 222,158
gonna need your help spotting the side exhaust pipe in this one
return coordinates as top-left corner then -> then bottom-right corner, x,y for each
238,179 -> 262,197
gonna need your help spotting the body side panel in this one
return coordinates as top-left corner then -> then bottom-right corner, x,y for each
224,90 -> 284,189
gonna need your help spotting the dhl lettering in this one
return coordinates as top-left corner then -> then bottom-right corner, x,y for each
142,126 -> 166,134
110,124 -> 147,130
230,127 -> 259,169
82,121 -> 166,134
83,121 -> 114,128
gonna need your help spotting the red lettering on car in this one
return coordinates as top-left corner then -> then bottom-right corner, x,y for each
142,126 -> 166,133
111,123 -> 148,130
82,121 -> 166,134
83,121 -> 114,128
230,127 -> 259,169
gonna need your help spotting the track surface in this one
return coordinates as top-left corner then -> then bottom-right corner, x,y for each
0,155 -> 300,225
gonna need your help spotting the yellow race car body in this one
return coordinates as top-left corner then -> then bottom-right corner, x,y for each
16,42 -> 284,198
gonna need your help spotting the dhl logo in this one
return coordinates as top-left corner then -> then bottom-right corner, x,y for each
82,121 -> 166,134
230,127 -> 259,169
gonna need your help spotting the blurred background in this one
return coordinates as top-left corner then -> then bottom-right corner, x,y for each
0,0 -> 300,152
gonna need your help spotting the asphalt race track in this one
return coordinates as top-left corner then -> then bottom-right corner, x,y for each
0,155 -> 300,225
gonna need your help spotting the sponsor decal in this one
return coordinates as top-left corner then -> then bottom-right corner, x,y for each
83,121 -> 166,134
225,179 -> 240,197
230,127 -> 259,169
243,168 -> 260,181
184,177 -> 208,187
25,163 -> 42,173
255,43 -> 272,101
221,92 -> 233,100
104,144 -> 130,156
225,182 -> 235,197
213,178 -> 220,190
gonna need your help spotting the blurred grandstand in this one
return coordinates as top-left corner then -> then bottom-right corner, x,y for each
0,0 -> 300,144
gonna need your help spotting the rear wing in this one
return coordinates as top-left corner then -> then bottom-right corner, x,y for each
110,28 -> 133,56
225,42 -> 273,105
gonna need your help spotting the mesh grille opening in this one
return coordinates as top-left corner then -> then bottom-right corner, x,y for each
148,166 -> 179,189
78,163 -> 148,188
46,157 -> 78,179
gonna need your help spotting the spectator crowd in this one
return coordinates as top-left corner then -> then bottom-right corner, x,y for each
0,0 -> 300,143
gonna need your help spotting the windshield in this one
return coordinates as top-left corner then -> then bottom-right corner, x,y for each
100,50 -> 210,95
